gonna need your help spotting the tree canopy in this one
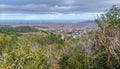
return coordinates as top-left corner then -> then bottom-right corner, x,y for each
95,5 -> 120,27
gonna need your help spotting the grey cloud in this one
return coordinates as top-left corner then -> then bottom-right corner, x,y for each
0,0 -> 120,14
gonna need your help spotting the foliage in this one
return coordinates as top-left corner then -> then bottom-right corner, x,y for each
0,26 -> 20,36
15,26 -> 39,33
94,6 -> 120,68
0,33 -> 65,69
95,5 -> 120,27
0,5 -> 120,69
0,25 -> 119,69
91,25 -> 120,69
0,26 -> 39,36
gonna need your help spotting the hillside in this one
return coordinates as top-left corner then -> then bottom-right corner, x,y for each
0,6 -> 120,69
0,26 -> 39,36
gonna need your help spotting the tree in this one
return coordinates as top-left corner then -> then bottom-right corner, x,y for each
95,5 -> 120,27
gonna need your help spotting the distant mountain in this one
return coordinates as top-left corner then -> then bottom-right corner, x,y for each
0,20 -> 95,24
80,20 -> 95,23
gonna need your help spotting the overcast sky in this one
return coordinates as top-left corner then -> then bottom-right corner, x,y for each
0,0 -> 120,21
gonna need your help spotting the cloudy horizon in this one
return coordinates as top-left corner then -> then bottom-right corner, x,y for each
0,0 -> 120,22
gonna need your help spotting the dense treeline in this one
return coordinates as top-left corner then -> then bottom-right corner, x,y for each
0,26 -> 39,35
15,26 -> 39,33
0,26 -> 20,35
0,6 -> 120,69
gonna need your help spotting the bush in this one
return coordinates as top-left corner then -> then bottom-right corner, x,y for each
91,25 -> 120,69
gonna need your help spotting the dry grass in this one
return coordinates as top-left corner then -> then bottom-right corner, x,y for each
79,23 -> 120,68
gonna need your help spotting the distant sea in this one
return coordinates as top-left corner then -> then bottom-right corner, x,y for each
0,20 -> 94,24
